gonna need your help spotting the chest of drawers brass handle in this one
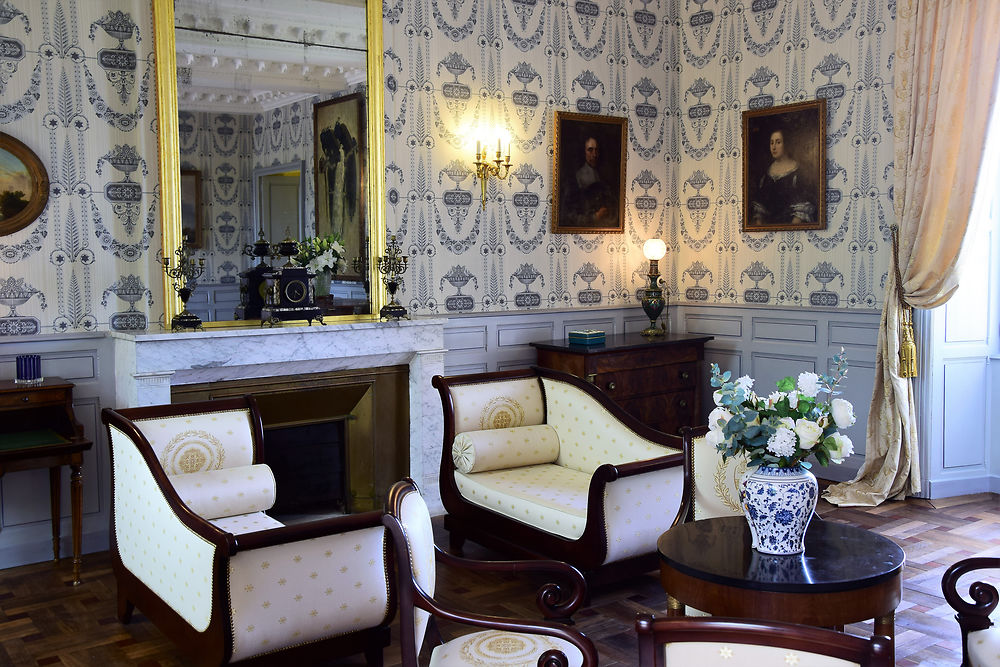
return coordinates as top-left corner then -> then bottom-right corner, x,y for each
678,399 -> 688,408
607,382 -> 616,391
21,396 -> 29,402
680,371 -> 690,380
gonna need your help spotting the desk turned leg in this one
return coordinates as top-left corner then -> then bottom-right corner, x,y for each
667,595 -> 685,617
48,467 -> 61,563
70,463 -> 83,586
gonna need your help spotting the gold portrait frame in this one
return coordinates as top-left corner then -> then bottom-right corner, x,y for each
552,111 -> 627,234
742,99 -> 827,232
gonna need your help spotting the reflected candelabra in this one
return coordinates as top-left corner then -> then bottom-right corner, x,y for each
353,238 -> 371,297
376,235 -> 408,320
162,237 -> 206,331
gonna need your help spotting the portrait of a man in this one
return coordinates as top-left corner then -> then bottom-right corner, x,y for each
742,99 -> 826,232
553,112 -> 627,234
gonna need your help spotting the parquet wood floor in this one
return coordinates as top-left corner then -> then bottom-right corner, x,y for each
0,493 -> 994,666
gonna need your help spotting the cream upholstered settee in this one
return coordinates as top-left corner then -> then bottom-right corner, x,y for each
433,366 -> 689,583
101,396 -> 392,666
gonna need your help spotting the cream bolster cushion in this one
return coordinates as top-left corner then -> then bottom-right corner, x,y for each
452,425 -> 560,474
170,464 -> 277,520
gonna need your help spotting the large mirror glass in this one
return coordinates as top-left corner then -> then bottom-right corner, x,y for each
153,0 -> 385,326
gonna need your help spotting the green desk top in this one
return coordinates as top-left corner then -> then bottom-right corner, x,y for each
0,429 -> 71,451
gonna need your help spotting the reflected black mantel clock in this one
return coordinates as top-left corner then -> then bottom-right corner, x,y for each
261,265 -> 324,327
260,237 -> 324,327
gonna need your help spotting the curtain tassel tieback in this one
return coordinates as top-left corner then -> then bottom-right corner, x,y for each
891,224 -> 918,378
898,304 -> 918,378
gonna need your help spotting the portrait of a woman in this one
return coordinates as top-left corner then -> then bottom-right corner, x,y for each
751,128 -> 815,225
742,100 -> 826,232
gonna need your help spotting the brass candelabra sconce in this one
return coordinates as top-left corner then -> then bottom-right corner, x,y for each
473,139 -> 511,210
162,236 -> 206,331
377,234 -> 409,320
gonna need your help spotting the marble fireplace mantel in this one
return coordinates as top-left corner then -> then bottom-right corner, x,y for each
113,318 -> 447,511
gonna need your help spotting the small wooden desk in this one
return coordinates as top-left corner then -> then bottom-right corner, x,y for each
0,377 -> 92,585
658,516 -> 904,660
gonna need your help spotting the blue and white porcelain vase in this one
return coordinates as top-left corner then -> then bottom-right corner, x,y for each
740,464 -> 818,555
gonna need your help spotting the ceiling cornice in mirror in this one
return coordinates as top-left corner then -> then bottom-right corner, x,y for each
174,0 -> 367,114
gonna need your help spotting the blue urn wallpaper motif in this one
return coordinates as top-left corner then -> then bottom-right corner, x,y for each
0,0 -> 159,335
0,0 -> 895,334
383,0 -> 895,315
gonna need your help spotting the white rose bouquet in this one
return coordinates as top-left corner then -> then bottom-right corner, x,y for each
708,348 -> 856,469
295,233 -> 348,276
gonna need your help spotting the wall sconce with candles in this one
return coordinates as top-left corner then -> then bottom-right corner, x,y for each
472,138 -> 511,210
640,238 -> 668,337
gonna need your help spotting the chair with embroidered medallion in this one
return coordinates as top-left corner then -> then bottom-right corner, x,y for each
101,395 -> 392,666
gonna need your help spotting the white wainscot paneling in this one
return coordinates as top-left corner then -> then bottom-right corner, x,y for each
829,321 -> 880,349
443,326 -> 488,353
705,349 -> 743,376
942,358 -> 990,469
497,322 -> 556,347
750,352 -> 818,394
752,318 -> 819,344
684,313 -> 743,338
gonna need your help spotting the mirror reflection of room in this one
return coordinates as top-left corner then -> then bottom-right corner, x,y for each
173,0 -> 369,322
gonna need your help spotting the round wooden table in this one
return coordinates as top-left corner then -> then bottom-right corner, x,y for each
658,517 -> 904,657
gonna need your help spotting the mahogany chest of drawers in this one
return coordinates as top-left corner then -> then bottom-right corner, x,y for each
532,333 -> 713,435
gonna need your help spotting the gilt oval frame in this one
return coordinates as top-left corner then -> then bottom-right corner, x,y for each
0,132 -> 50,237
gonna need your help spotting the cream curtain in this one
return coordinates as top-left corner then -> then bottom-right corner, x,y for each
824,0 -> 1000,506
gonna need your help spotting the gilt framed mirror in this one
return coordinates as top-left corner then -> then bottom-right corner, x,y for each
152,0 -> 386,327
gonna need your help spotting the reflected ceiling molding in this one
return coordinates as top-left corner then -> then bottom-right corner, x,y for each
175,0 -> 366,114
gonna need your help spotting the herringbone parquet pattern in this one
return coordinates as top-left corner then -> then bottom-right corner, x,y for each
0,493 -> 994,665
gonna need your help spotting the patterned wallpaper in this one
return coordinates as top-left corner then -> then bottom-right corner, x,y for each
0,0 -> 894,336
669,0 -> 895,309
382,0 -> 894,315
0,0 -> 161,334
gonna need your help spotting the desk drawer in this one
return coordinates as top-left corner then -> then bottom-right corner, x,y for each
590,361 -> 698,400
620,390 -> 697,435
0,386 -> 68,409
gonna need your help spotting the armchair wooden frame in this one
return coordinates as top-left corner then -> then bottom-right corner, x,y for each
941,556 -> 1000,667
102,396 -> 393,666
433,366 -> 688,584
635,614 -> 894,667
383,478 -> 598,666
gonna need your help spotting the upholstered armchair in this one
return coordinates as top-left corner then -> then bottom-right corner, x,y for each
101,396 -> 393,666
384,478 -> 598,666
942,557 -> 1000,667
635,615 -> 893,667
433,366 -> 688,583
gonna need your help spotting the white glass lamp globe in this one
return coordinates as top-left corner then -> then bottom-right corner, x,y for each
643,238 -> 667,261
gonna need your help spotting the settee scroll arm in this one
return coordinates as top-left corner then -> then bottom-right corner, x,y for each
677,424 -> 709,525
229,510 -> 385,553
942,556 -> 1000,631
434,546 -> 587,619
